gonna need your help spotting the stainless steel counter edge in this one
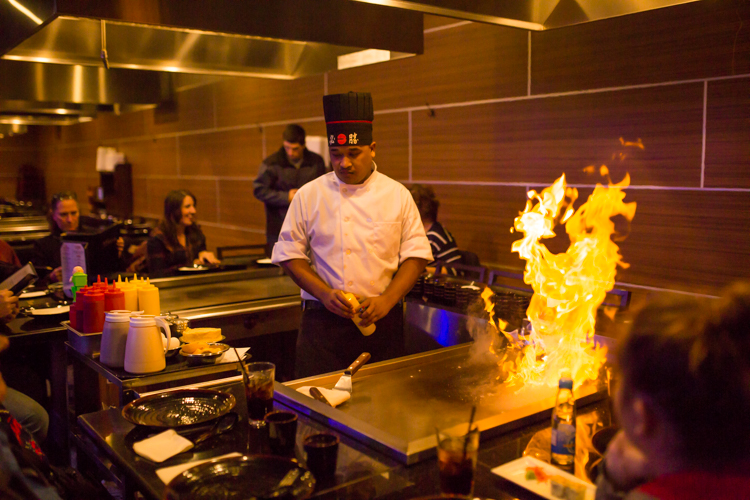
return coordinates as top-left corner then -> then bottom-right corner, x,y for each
170,296 -> 301,321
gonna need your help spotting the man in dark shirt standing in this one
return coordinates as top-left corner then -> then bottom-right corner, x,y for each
253,125 -> 327,256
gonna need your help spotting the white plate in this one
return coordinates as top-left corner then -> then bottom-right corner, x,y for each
178,266 -> 209,272
19,290 -> 49,299
29,305 -> 70,316
256,258 -> 274,265
491,456 -> 596,500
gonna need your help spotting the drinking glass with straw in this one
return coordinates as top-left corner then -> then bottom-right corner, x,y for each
436,406 -> 479,496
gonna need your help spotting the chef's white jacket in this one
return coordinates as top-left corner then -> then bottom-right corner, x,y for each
272,164 -> 433,301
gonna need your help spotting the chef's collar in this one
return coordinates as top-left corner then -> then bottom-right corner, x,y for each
332,162 -> 379,189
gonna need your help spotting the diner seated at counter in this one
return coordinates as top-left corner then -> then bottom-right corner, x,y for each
146,190 -> 220,277
596,282 -> 750,500
31,191 -> 125,283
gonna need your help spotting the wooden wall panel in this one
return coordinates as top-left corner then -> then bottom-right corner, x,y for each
616,189 -> 750,293
532,0 -> 750,94
54,145 -> 97,176
98,110 -> 146,141
372,112 -> 409,180
214,75 -> 324,128
0,149 -> 38,176
132,178 -> 149,216
179,128 -> 262,177
412,84 -> 704,186
118,137 -> 178,178
200,225 -> 265,253
328,23 -> 527,110
145,85 -> 215,135
422,184 -> 529,267
59,120 -> 99,144
145,177 -> 177,217
704,77 -> 750,188
217,180 -> 266,228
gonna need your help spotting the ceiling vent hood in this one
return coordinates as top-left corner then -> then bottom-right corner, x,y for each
348,0 -> 702,30
0,59 -> 171,127
0,0 -> 423,79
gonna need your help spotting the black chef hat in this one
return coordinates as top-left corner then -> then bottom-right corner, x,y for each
323,92 -> 373,147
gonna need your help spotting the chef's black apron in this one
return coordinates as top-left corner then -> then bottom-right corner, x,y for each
294,302 -> 404,379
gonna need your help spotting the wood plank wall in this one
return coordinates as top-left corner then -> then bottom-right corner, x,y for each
0,131 -> 38,199
17,0 -> 750,295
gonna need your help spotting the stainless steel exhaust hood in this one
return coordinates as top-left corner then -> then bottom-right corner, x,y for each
0,59 -> 171,127
348,0 -> 702,30
0,0 -> 424,79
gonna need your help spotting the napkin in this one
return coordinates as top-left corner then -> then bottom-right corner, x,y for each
219,347 -> 250,363
156,452 -> 242,484
297,386 -> 350,407
133,429 -> 194,463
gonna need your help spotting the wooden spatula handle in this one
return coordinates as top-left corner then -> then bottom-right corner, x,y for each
346,352 -> 371,375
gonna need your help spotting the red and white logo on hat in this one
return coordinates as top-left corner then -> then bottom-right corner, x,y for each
337,134 -> 346,145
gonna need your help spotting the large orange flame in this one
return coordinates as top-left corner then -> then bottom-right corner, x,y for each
485,160 -> 636,389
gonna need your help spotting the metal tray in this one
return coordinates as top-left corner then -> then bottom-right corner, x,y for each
122,388 -> 236,427
277,344 -> 606,465
63,320 -> 102,357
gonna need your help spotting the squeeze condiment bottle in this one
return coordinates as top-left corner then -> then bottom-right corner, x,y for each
104,284 -> 125,312
74,286 -> 92,330
81,290 -> 105,333
343,293 -> 376,336
137,279 -> 160,316
93,275 -> 108,291
68,300 -> 79,330
116,276 -> 138,311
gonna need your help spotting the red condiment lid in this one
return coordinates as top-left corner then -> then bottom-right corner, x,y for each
105,285 -> 124,297
81,290 -> 104,302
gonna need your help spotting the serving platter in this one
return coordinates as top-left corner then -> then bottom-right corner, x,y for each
122,389 -> 236,428
164,455 -> 315,500
28,305 -> 70,316
491,456 -> 596,500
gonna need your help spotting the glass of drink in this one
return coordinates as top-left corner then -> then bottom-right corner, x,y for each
243,362 -> 275,428
436,428 -> 479,496
303,432 -> 339,481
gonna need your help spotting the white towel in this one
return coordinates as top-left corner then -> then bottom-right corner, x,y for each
156,452 -> 243,484
218,347 -> 250,363
297,386 -> 350,407
132,430 -> 194,463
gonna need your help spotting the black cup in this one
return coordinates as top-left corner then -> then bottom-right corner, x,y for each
303,432 -> 339,480
264,410 -> 298,456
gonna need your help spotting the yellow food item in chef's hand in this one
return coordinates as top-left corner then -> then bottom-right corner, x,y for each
180,327 -> 222,343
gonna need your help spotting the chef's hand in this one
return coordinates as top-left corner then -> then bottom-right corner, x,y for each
602,430 -> 651,492
358,295 -> 396,327
0,291 -> 19,322
321,289 -> 356,318
197,251 -> 221,265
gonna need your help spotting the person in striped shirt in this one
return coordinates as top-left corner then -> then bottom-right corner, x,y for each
408,184 -> 462,269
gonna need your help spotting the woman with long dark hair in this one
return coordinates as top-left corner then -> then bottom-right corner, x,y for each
146,190 -> 219,277
596,282 -> 750,499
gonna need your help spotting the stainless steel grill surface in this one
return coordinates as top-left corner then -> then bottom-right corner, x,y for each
278,344 -> 605,464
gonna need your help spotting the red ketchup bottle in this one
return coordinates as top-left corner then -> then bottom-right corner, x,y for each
82,290 -> 105,333
75,286 -> 92,332
69,300 -> 79,330
104,284 -> 125,312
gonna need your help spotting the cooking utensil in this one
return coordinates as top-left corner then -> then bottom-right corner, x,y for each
309,387 -> 333,406
164,455 -> 315,500
333,352 -> 371,394
192,412 -> 238,446
122,389 -> 236,428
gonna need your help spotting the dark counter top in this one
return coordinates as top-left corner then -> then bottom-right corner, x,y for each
78,380 -> 610,500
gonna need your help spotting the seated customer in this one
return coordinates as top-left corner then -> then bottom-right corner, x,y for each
597,283 -> 750,499
32,192 -> 125,283
147,190 -> 220,277
409,184 -> 462,268
32,191 -> 79,283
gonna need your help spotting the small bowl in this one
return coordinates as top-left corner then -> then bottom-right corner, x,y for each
179,342 -> 230,366
166,346 -> 181,359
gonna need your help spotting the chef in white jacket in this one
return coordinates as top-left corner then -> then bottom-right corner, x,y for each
272,92 -> 432,378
